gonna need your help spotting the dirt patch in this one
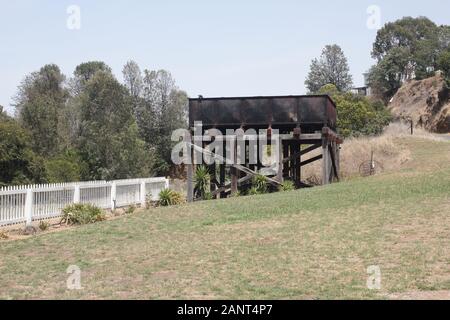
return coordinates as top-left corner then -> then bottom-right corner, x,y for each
387,290 -> 450,300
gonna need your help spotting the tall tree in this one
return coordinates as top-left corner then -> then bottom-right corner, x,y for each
77,69 -> 151,180
305,44 -> 353,93
14,64 -> 68,156
0,114 -> 46,186
139,69 -> 187,174
368,17 -> 450,100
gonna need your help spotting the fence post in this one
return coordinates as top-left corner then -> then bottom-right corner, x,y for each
140,180 -> 146,208
111,181 -> 117,210
73,184 -> 80,204
25,188 -> 33,227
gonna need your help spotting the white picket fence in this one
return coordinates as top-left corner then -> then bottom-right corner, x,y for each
0,177 -> 169,227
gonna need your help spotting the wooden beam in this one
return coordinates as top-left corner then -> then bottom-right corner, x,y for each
300,154 -> 323,166
282,144 -> 321,164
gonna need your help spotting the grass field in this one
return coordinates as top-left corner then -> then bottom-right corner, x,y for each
1,137 -> 450,300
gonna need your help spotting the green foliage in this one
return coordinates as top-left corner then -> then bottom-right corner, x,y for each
2,61 -> 188,187
45,156 -> 84,183
0,118 -> 46,185
305,44 -> 353,93
61,204 -> 106,225
248,187 -> 261,196
437,50 -> 450,80
252,175 -> 269,194
194,165 -> 211,200
15,64 -> 68,156
280,180 -> 296,192
318,84 -> 392,137
158,189 -> 185,207
38,221 -> 50,231
369,17 -> 450,100
77,71 -> 152,180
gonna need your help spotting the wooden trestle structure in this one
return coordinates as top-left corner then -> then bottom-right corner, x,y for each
186,95 -> 343,202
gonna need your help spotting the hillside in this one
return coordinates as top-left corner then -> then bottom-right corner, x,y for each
1,136 -> 450,300
389,73 -> 450,133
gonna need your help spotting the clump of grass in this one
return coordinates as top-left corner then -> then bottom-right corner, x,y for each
279,180 -> 296,192
125,204 -> 136,215
0,231 -> 8,240
158,189 -> 185,207
60,204 -> 106,226
38,221 -> 50,231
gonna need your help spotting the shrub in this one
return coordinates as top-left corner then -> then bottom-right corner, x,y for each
60,204 -> 106,225
158,189 -> 185,207
194,165 -> 211,200
0,231 -> 8,240
252,174 -> 269,194
248,187 -> 261,196
280,180 -> 296,192
38,221 -> 50,231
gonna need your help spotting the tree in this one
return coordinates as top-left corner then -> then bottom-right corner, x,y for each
139,69 -> 188,174
437,50 -> 450,80
318,84 -> 392,137
77,70 -> 152,180
14,64 -> 68,156
305,44 -> 353,93
0,115 -> 46,186
369,17 -> 450,100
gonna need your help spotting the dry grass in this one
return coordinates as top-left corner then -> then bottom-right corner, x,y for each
302,122 -> 445,183
0,136 -> 449,300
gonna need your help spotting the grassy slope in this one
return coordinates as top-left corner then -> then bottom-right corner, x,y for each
0,137 -> 449,300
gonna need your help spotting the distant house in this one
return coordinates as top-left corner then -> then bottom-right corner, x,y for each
350,73 -> 372,97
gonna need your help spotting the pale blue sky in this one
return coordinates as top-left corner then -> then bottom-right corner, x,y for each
0,0 -> 449,114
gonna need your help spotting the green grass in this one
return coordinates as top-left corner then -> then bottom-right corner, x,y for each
0,137 -> 450,300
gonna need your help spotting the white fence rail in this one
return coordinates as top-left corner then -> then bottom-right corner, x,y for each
0,177 -> 169,227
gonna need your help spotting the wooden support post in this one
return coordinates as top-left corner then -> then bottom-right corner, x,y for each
219,164 -> 226,198
283,141 -> 289,178
230,136 -> 238,195
186,132 -> 194,203
210,162 -> 216,197
289,143 -> 295,180
322,139 -> 330,185
277,136 -> 284,183
295,141 -> 301,185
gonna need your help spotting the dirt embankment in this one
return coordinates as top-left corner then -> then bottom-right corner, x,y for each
389,73 -> 450,133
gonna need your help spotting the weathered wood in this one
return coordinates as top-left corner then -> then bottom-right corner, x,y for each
300,154 -> 323,166
186,133 -> 194,202
282,144 -> 321,164
322,141 -> 330,185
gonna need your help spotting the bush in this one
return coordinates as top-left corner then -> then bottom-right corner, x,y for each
252,175 -> 269,194
60,204 -> 106,225
0,231 -> 8,240
158,189 -> 185,207
280,180 -> 296,192
38,221 -> 50,231
194,165 -> 211,200
248,187 -> 261,196
317,84 -> 392,137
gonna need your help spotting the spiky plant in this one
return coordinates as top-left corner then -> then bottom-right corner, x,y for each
194,165 -> 211,200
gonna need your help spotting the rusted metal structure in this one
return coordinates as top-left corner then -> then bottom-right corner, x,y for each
186,95 -> 343,202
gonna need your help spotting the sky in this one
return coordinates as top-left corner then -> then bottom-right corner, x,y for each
0,0 -> 449,115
